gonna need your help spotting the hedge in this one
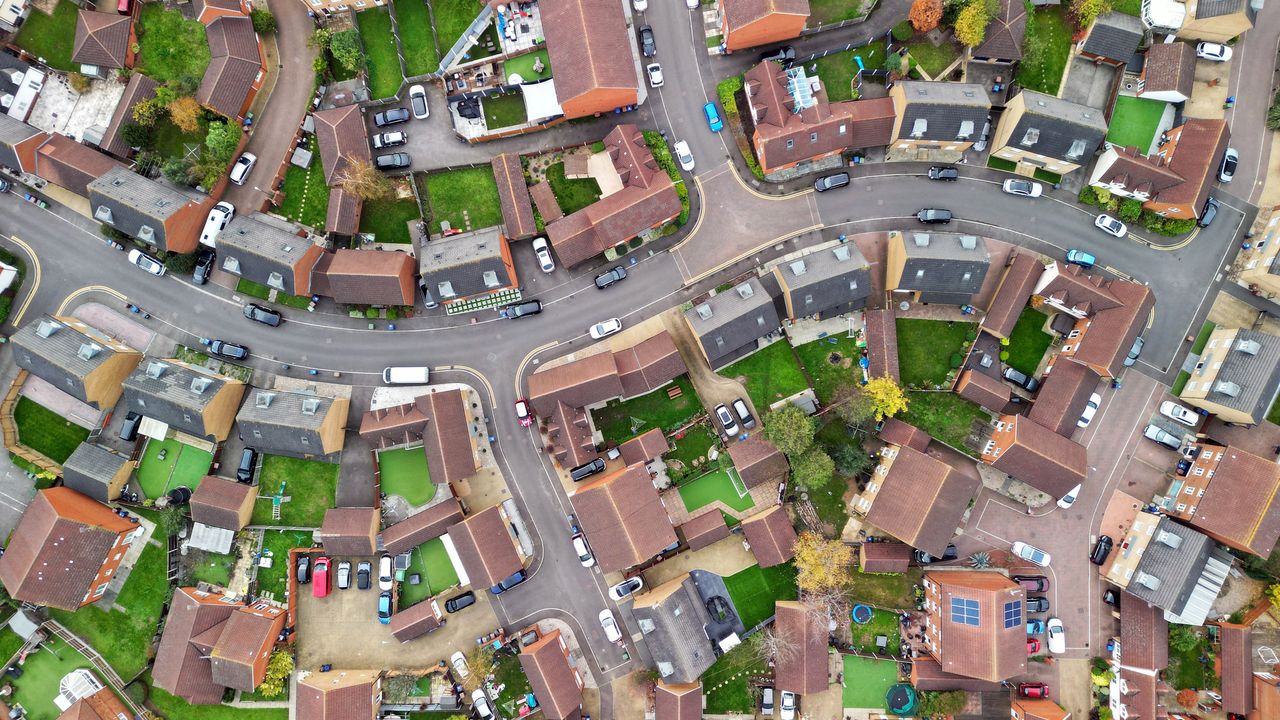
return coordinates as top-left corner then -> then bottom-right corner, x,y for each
643,131 -> 690,226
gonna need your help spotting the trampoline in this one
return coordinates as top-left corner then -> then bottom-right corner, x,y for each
887,684 -> 918,715
851,604 -> 873,624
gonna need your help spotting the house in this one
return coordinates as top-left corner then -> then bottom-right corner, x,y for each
981,414 -> 1086,499
0,488 -> 143,610
910,658 -> 1009,691
972,0 -> 1027,64
859,541 -> 913,573
0,0 -> 26,33
313,104 -> 371,236
312,249 -> 417,307
1110,595 -> 1169,720
418,226 -> 518,306
618,428 -> 670,467
774,600 -> 828,695
11,314 -> 142,409
1179,326 -> 1280,425
526,331 -> 685,416
679,510 -> 731,550
120,359 -> 246,442
98,74 -> 159,159
885,231 -> 991,304
954,369 -> 1012,413
1159,442 -> 1280,556
632,574 -> 717,682
0,114 -> 45,170
864,309 -> 900,381
216,214 -> 324,298
492,153 -> 537,240
1141,0 -> 1254,41
388,598 -> 445,641
447,505 -> 523,589
190,476 -> 256,531
855,438 -> 980,556
72,11 -> 133,73
382,497 -> 465,555
921,570 -> 1026,682
61,443 -> 134,503
989,90 -> 1108,178
740,505 -> 797,567
889,82 -> 991,155
546,401 -> 599,469
360,389 -> 479,484
317,507 -> 380,555
1221,623 -> 1254,716
742,61 -> 894,176
1102,510 -> 1231,625
1012,698 -> 1071,720
1078,12 -> 1145,65
58,684 -> 133,720
32,135 -> 127,199
880,417 -> 930,451
197,5 -> 265,120
296,669 -> 382,720
153,588 -> 287,703
1026,358 -> 1101,436
89,166 -> 213,254
654,682 -> 703,720
570,463 -> 677,573
727,435 -> 788,488
540,0 -> 638,119
235,387 -> 349,459
612,331 -> 688,399
1089,118 -> 1229,220
1139,42 -> 1197,103
0,54 -> 44,123
719,0 -> 807,51
519,630 -> 584,720
1033,261 -> 1121,319
1058,280 -> 1153,378
770,239 -> 873,319
684,279 -> 782,370
981,254 -> 1044,340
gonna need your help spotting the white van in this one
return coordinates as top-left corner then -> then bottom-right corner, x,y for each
382,366 -> 430,384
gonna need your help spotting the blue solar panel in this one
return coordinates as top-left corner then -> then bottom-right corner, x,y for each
950,598 -> 979,626
1003,601 -> 1022,629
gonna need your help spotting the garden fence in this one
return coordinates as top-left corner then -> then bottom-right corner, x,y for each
436,4 -> 493,76
798,0 -> 878,36
43,620 -> 155,718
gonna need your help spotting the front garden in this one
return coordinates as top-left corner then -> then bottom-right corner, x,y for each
1016,6 -> 1073,96
808,0 -> 866,25
250,455 -> 338,527
236,278 -> 314,310
420,166 -> 504,232
592,375 -> 701,445
377,447 -> 436,506
14,0 -> 78,70
895,319 -> 976,387
1078,185 -> 1197,237
357,9 -> 403,100
13,396 -> 88,463
719,340 -> 809,411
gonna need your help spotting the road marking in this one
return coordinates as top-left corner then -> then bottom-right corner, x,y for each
56,285 -> 125,314
4,236 -> 40,326
679,223 -> 823,285
513,341 -> 561,396
434,365 -> 496,409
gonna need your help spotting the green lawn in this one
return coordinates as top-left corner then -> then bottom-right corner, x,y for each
592,375 -> 701,445
0,628 -> 24,665
545,161 -> 600,216
483,92 -> 527,130
13,396 -> 88,463
399,537 -> 459,607
275,136 -> 329,229
137,3 -> 211,88
152,118 -> 210,164
357,9 -> 403,100
850,608 -> 902,655
813,420 -> 859,532
794,334 -> 862,404
394,0 -> 440,76
1113,0 -> 1142,15
850,566 -> 922,609
679,468 -> 755,513
1017,6 -> 1073,95
235,278 -> 313,310
720,341 -> 810,411
7,636 -> 97,720
492,651 -> 534,717
14,0 -> 78,70
151,684 -> 289,720
808,0 -> 864,24
256,529 -> 313,598
668,423 -> 717,471
723,562 -> 798,630
1107,95 -> 1168,152
189,550 -> 235,587
358,194 -> 421,245
251,455 -> 338,527
842,655 -> 898,709
504,49 -> 551,83
378,447 -> 435,506
49,543 -> 169,681
1005,308 -> 1053,376
812,41 -> 887,102
1167,627 -> 1215,690
135,438 -> 213,500
900,391 -> 986,457
907,39 -> 961,77
895,319 -> 975,387
422,166 -> 504,232
432,0 -> 486,59
703,642 -> 769,713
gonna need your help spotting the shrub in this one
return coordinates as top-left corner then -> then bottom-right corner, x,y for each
717,76 -> 743,117
642,130 -> 690,225
69,73 -> 92,94
910,0 -> 943,31
329,29 -> 362,72
1118,198 -> 1143,223
893,19 -> 916,40
205,122 -> 242,165
1078,185 -> 1098,206
161,157 -> 193,185
954,0 -> 989,46
163,251 -> 199,274
250,8 -> 276,34
120,122 -> 153,150
168,95 -> 202,134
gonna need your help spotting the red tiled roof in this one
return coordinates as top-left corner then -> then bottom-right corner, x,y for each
492,153 -> 537,240
990,415 -> 1087,498
153,589 -> 286,702
570,463 -> 676,573
209,605 -> 282,691
1035,262 -> 1120,315
313,105 -> 371,185
1222,623 -> 1255,716
190,475 -> 253,531
100,74 -> 159,159
910,657 -> 1008,691
546,400 -> 599,469
318,507 -> 378,555
741,505 -> 796,567
540,0 -> 637,111
1119,592 -> 1168,672
774,601 -> 827,694
722,0 -> 809,36
419,389 -> 478,484
927,571 -> 1026,682
867,444 -> 979,556
389,599 -> 442,641
296,670 -> 380,720
973,0 -> 1027,60
382,497 -> 465,555
727,436 -> 788,488
1162,118 -> 1229,209
528,351 -> 623,416
530,181 -> 563,222
1194,446 -> 1280,555
859,541 -> 912,573
1141,42 -> 1196,99
1072,281 -> 1153,377
982,253 -> 1043,339
198,15 -> 262,119
679,510 -> 731,550
1028,358 -> 1101,436
619,428 -> 670,466
519,630 -> 583,720
864,309 -> 899,381
315,249 -> 416,306
447,505 -> 522,588
955,369 -> 1012,414
654,682 -> 702,720
34,135 -> 125,197
72,11 -> 131,69
613,331 -> 687,398
326,187 -> 362,235
879,418 -> 929,451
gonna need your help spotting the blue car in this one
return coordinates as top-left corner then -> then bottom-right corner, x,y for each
1065,249 -> 1096,269
1026,619 -> 1045,635
490,568 -> 528,595
377,590 -> 392,624
703,102 -> 723,132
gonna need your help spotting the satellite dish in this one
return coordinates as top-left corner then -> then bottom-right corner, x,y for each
899,301 -> 911,311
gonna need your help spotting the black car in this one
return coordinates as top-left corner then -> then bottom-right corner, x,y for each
1013,575 -> 1049,592
1199,197 -> 1219,228
192,249 -> 215,285
814,172 -> 850,192
927,166 -> 959,181
236,447 -> 258,483
1002,366 -> 1041,392
1102,588 -> 1120,607
916,208 -> 952,224
503,299 -> 542,319
375,152 -> 412,170
759,45 -> 795,63
1090,535 -> 1114,565
209,339 -> 249,361
638,25 -> 656,57
570,457 -> 606,482
119,411 -> 142,442
1026,596 -> 1050,613
913,544 -> 958,564
594,266 -> 627,289
356,561 -> 371,590
490,569 -> 528,594
296,554 -> 312,584
445,591 -> 477,613
243,303 -> 282,326
374,107 -> 410,127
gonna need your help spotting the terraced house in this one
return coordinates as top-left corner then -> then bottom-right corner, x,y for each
10,314 -> 142,409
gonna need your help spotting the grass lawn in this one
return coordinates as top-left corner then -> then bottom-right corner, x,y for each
723,562 -> 798,630
8,636 -> 97,720
378,447 -> 435,506
842,655 -> 898,709
14,396 -> 88,463
1017,6 -> 1072,95
235,278 -> 313,310
49,543 -> 169,681
808,0 -> 864,25
483,92 -> 527,129
545,161 -> 601,215
895,319 -> 975,387
251,455 -> 338,527
850,566 -> 922,609
152,118 -> 210,164
504,48 -> 551,83
592,375 -> 701,445
1113,0 -> 1142,15
151,684 -> 289,720
189,550 -> 235,587
432,0 -> 486,59
794,334 -> 861,404
679,468 -> 755,513
394,0 -> 440,76
492,651 -> 535,717
357,9 -> 403,100
135,437 -> 212,500
719,341 -> 810,411
812,41 -> 887,102
906,39 -> 961,77
703,643 -> 769,714
813,420 -> 860,531
137,3 -> 211,88
668,423 -> 717,471
1004,308 -> 1053,376
399,537 -> 459,607
423,166 -> 503,232
358,194 -> 421,244
0,628 -> 24,664
256,529 -> 313,598
1107,95 -> 1167,152
275,137 -> 329,229
850,608 -> 902,654
900,391 -> 986,457
14,0 -> 78,71
1167,627 -> 1215,690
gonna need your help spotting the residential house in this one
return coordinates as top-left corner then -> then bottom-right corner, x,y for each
1141,0 -> 1254,41
618,428 -> 670,467
120,359 -> 246,442
1139,42 -> 1197,104
1111,591 -> 1167,720
540,0 -> 638,119
859,541 -> 912,573
1057,280 -> 1154,379
382,497 -> 464,556
190,476 -> 256,531
519,630 -> 584,720
654,682 -> 703,720
1178,326 -> 1280,425
1259,673 -> 1280,720
1012,698 -> 1071,720
719,0 -> 807,51
32,134 -> 127,200
741,505 -> 797,567
58,684 -> 133,720
910,658 -> 1009,691
989,90 -> 1108,178
954,369 -> 1012,413
1239,236 -> 1280,297
570,463 -> 677,573
742,60 -> 895,176
317,507 -> 379,555
613,331 -> 688,399
774,601 -> 828,695
864,308 -> 899,381
0,54 -> 44,123
971,0 -> 1027,64
920,570 -> 1026,682
1089,118 -> 1229,220
981,253 -> 1044,340
1102,510 -> 1231,625
727,435 -> 788,488
1078,12 -> 1145,65
153,588 -> 287,703
296,669 -> 382,720
197,2 -> 265,120
679,510 -> 731,550
388,600 -> 445,642
194,0 -> 248,22
89,166 -> 213,254
0,113 -> 45,170
0,0 -> 26,33
11,314 -> 142,409
418,226 -> 518,306
1221,623 -> 1254,716
447,505 -> 523,589
312,249 -> 417,307
1027,358 -> 1101,436
684,279 -> 782,370
1032,261 -> 1121,319
981,414 -> 1087,499
216,214 -> 324,298
235,387 -> 349,459
889,81 -> 991,155
526,331 -> 685,416
313,104 -> 371,236
633,574 -> 718,682
98,74 -> 159,159
60,442 -> 134,502
885,231 -> 991,304
0,488 -> 143,610
770,238 -> 873,319
1158,442 -> 1280,556
492,153 -> 537,240
359,388 -> 479,484
72,10 -> 133,75
880,417 -> 930,450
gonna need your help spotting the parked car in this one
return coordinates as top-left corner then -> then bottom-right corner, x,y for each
609,577 -> 644,601
599,609 -> 623,642
1090,535 -> 1114,565
356,560 -> 371,590
761,687 -> 775,716
296,554 -> 312,584
229,153 -> 256,185
209,339 -> 249,361
1123,336 -> 1144,367
1103,589 -> 1120,607
127,249 -> 166,276
377,590 -> 392,624
914,544 -> 958,564
916,208 -> 952,224
1002,366 -> 1041,392
780,691 -> 797,720
927,166 -> 959,181
119,411 -> 142,442
1027,596 -> 1050,613
236,447 -> 257,483
515,398 -> 533,427
1220,147 -> 1239,183
0,179 -> 10,193
450,651 -> 469,678
490,569 -> 528,594
1160,401 -> 1200,426
570,458 -> 606,482
375,153 -> 411,170
378,554 -> 393,590
685,0 -> 699,9
633,0 -> 647,12
1019,683 -> 1050,699
1027,638 -> 1042,654
674,140 -> 695,172
200,201 -> 234,247
703,102 -> 723,132
1026,619 -> 1045,635
312,557 -> 331,598
1002,179 -> 1043,198
1078,392 -> 1102,427
1200,196 -> 1220,227
445,591 -> 476,612
417,277 -> 438,309
472,689 -> 494,719
646,62 -> 664,88
192,248 -> 215,285
759,45 -> 795,63
714,403 -> 740,436
1065,249 -> 1096,269
732,398 -> 756,429
1196,41 -> 1233,62
371,131 -> 407,149
572,533 -> 595,567
1143,423 -> 1182,450
1057,483 -> 1081,509
814,172 -> 850,192
594,266 -> 627,289
374,107 -> 410,127
503,299 -> 542,319
1095,213 -> 1127,237
531,236 -> 555,273
408,84 -> 429,119
336,560 -> 351,590
1012,541 -> 1051,567
1046,618 -> 1066,654
243,303 -> 282,326
589,318 -> 623,339
1014,575 -> 1048,592
638,25 -> 656,57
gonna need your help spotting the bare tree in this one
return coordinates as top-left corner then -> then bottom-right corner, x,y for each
801,587 -> 849,637
461,647 -> 497,692
747,627 -> 799,666
336,156 -> 393,201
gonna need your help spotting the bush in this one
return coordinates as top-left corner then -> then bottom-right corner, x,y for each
161,157 -> 193,185
69,73 -> 92,94
717,76 -> 743,115
120,122 -> 153,150
1118,198 -> 1143,223
163,251 -> 199,274
1078,185 -> 1098,206
329,28 -> 362,72
642,131 -> 690,226
1139,210 -> 1196,237
893,19 -> 916,40
250,8 -> 276,34
205,122 -> 241,164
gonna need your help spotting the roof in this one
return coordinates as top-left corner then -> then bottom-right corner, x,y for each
727,436 -> 788,488
1081,12 -> 1144,62
190,476 -> 254,530
741,505 -> 797,567
1028,359 -> 1101,436
894,81 -> 991,143
326,187 -> 361,236
296,669 -> 380,720
492,153 -> 537,239
570,463 -> 677,573
618,428 -> 670,466
209,605 -> 281,690
721,0 -> 808,32
153,589 -> 286,702
1034,262 -> 1121,315
654,682 -> 703,720
0,488 -> 133,610
419,227 -> 514,300
1195,0 -> 1249,18
314,249 -> 416,306
194,0 -> 244,16
632,575 -> 718,683
990,415 -> 1087,498
546,400 -> 598,469
382,497 -> 465,555
684,279 -> 782,369
88,166 -> 204,250
198,15 -> 262,118
100,74 -> 159,158
540,0 -> 637,108
235,387 -> 342,457
447,505 -> 522,588
72,11 -> 131,69
11,314 -> 137,407
867,444 -> 980,556
120,360 -> 239,439
59,686 -> 132,720
519,630 -> 583,719
1142,42 -> 1196,99
34,135 -> 125,197
388,599 -> 443,641
770,236 -> 874,318
1193,445 -> 1280,555
974,0 -> 1027,60
679,510 -> 731,550
1013,698 -> 1071,720
1161,118 -> 1230,210
911,657 -> 1009,691
528,351 -> 623,416
894,232 -> 991,299
61,443 -> 129,502
0,114 -> 43,170
313,104 -> 371,185
1189,328 -> 1280,422
1126,516 -> 1224,620
955,369 -> 1012,414
864,309 -> 900,382
318,507 -> 379,555
926,570 -> 1026,682
1118,592 -> 1168,671
880,418 -> 930,451
613,331 -> 687,399
774,601 -> 827,694
1221,623 -> 1255,715
1073,281 -> 1154,377
981,255 -> 1042,338
860,541 -> 913,573
418,389 -> 479,484
218,214 -> 321,297
1006,90 -> 1108,166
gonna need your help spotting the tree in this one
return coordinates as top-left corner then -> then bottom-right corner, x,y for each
337,158 -> 393,201
831,380 -> 877,429
250,8 -> 276,34
747,627 -> 798,665
462,647 -> 497,691
919,691 -> 968,718
255,651 -> 293,697
790,447 -> 834,490
792,531 -> 854,594
205,122 -> 242,165
762,404 -> 816,457
168,95 -> 202,134
1070,0 -> 1111,27
1168,625 -> 1200,654
120,122 -> 153,150
68,72 -> 92,94
164,251 -> 199,274
309,27 -> 333,50
1175,689 -> 1198,709
832,443 -> 873,477
954,0 -> 989,47
132,98 -> 165,127
863,375 -> 909,420
161,157 -> 193,185
909,0 -> 943,32
329,29 -> 362,72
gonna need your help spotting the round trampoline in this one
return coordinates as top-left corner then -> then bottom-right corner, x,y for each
851,604 -> 873,624
886,684 -> 918,715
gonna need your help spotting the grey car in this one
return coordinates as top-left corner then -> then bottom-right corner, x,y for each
1143,423 -> 1182,450
374,107 -> 410,127
375,153 -> 411,170
1123,336 -> 1144,367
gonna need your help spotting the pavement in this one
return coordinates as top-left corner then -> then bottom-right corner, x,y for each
1225,0 -> 1280,206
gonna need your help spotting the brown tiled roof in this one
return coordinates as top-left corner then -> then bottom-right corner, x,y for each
519,630 -> 583,720
1013,698 -> 1071,720
911,657 -> 1008,691
0,488 -> 133,611
360,402 -> 428,448
198,15 -> 262,118
955,369 -> 1012,414
194,0 -> 244,16
190,475 -> 253,530
722,0 -> 809,35
614,331 -> 687,398
326,187 -> 362,235
570,463 -> 677,573
1194,446 -> 1280,556
859,541 -> 912,573
654,682 -> 702,720
1142,42 -> 1196,99
619,428 -> 670,466
528,351 -> 623,416
313,105 -> 371,185
974,0 -> 1027,60
982,253 -> 1042,339
382,497 -> 465,555
388,599 -> 442,641
34,135 -> 125,197
1256,674 -> 1280,720
867,444 -> 979,556
1073,281 -> 1154,377
1116,668 -> 1161,720
447,505 -> 522,588
1099,145 -> 1184,199
1222,623 -> 1255,715
318,507 -> 379,555
492,153 -> 536,240
541,0 -> 637,110
73,11 -> 131,69
1035,263 -> 1120,315
1162,118 -> 1229,209
1119,592 -> 1168,672
315,249 -> 416,306
420,389 -> 478,484
774,601 -> 827,695
727,436 -> 789,488
547,400 -> 598,468
100,74 -> 159,159
741,505 -> 796,567
679,510 -> 730,550
297,670 -> 380,720
1028,358 -> 1100,436
879,418 -> 929,451
153,589 -> 286,702
209,605 -> 281,691
59,686 -> 132,720
530,181 -> 563,222
928,571 -> 1026,682
864,309 -> 899,382
990,415 -> 1087,498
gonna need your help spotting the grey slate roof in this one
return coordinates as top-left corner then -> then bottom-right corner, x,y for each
775,242 -> 872,319
1126,516 -> 1224,617
235,388 -> 339,458
1195,0 -> 1247,19
684,278 -> 781,369
120,360 -> 230,439
217,213 -> 317,296
895,82 -> 991,143
897,233 -> 991,301
1195,329 -> 1280,423
88,167 -> 201,251
1081,12 -> 1145,62
1006,90 -> 1108,164
11,315 -> 129,407
61,443 -> 128,502
0,114 -> 41,171
419,227 -> 513,300
632,576 -> 717,683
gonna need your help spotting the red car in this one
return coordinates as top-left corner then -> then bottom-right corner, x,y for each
1018,683 -> 1050,699
515,398 -> 533,427
312,557 -> 331,599
1026,638 -> 1041,654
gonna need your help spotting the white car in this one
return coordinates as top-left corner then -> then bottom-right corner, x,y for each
1046,618 -> 1066,654
1094,213 -> 1127,238
599,609 -> 623,642
127,248 -> 166,276
571,533 -> 595,567
200,201 -> 234,247
589,318 -> 623,339
685,0 -> 699,7
229,152 -> 256,185
780,690 -> 797,720
472,689 -> 493,719
1077,392 -> 1102,428
532,236 -> 555,273
646,63 -> 663,87
1002,179 -> 1043,198
1160,401 -> 1200,427
378,554 -> 393,591
633,0 -> 647,11
1056,483 -> 1081,509
1196,42 -> 1233,62
409,84 -> 430,119
1011,541 -> 1051,567
608,576 -> 644,600
450,651 -> 469,678
673,140 -> 695,172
